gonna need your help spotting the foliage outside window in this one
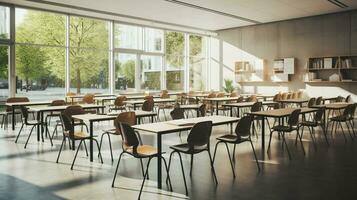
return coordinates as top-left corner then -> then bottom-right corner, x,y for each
141,55 -> 162,90
114,53 -> 136,90
189,35 -> 207,91
166,31 -> 185,91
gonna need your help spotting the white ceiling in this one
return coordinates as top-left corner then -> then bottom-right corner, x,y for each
8,0 -> 357,31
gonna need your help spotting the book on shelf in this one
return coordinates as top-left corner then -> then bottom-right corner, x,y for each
324,58 -> 332,69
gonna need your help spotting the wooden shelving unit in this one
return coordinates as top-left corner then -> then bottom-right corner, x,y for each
305,55 -> 357,83
234,60 -> 266,83
272,58 -> 295,82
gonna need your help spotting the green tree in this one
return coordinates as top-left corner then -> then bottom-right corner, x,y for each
0,44 -> 8,79
120,60 -> 135,88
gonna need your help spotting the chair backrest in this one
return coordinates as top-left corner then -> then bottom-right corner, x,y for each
314,108 -> 325,123
207,93 -> 216,98
281,93 -> 288,100
345,95 -> 351,103
187,121 -> 213,150
307,98 -> 316,107
288,109 -> 301,127
236,96 -> 244,103
216,92 -> 225,98
119,122 -> 140,153
160,90 -> 169,98
142,99 -> 154,111
50,100 -> 66,106
273,102 -> 281,109
297,91 -> 304,99
60,113 -> 75,139
170,107 -> 185,120
114,96 -> 127,107
342,104 -> 355,118
6,97 -> 29,112
63,105 -> 85,117
286,93 -> 292,99
273,93 -> 281,102
251,102 -> 262,112
336,96 -> 344,102
198,104 -> 206,117
230,92 -> 238,97
235,116 -> 252,139
246,95 -> 257,102
350,103 -> 357,118
144,95 -> 154,101
83,94 -> 95,104
315,96 -> 323,105
114,111 -> 136,134
291,92 -> 298,99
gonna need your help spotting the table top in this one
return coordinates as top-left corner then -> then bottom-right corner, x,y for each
203,97 -> 239,101
5,101 -> 52,106
27,104 -> 104,112
67,94 -> 115,99
249,107 -> 318,118
133,115 -> 239,134
277,99 -> 309,103
180,104 -> 201,109
107,110 -> 157,117
124,98 -> 176,104
312,103 -> 352,110
73,110 -> 157,122
95,95 -> 161,101
223,101 -> 277,108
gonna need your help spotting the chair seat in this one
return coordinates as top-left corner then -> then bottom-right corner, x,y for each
272,125 -> 297,132
170,143 -> 207,154
103,128 -> 119,135
64,131 -> 91,139
125,145 -> 158,157
330,115 -> 348,122
216,134 -> 249,143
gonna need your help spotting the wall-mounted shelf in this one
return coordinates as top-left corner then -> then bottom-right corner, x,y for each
272,58 -> 295,82
234,60 -> 266,83
305,55 -> 357,83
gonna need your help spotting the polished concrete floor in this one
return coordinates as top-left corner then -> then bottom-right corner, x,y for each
0,116 -> 356,200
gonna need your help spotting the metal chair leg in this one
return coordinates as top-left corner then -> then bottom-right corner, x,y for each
339,122 -> 347,143
107,134 -> 114,162
24,125 -> 36,149
15,123 -> 24,143
177,152 -> 188,196
138,157 -> 153,200
282,133 -> 291,160
249,140 -> 260,171
71,140 -> 83,170
224,143 -> 236,177
190,154 -> 194,177
83,140 -> 89,157
94,139 -> 104,163
207,150 -> 219,184
212,141 -> 223,163
56,137 -> 66,163
112,151 -> 124,187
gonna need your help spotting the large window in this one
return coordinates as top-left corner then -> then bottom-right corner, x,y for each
144,28 -> 163,53
0,6 -> 10,39
114,53 -> 136,91
15,8 -> 66,100
114,24 -> 142,49
189,35 -> 207,91
0,45 -> 8,102
140,55 -> 162,90
69,16 -> 109,94
165,31 -> 185,91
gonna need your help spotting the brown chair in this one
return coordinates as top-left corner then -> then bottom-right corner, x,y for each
167,121 -> 217,195
99,112 -> 136,162
268,109 -> 302,159
63,105 -> 89,132
170,107 -> 185,120
144,95 -> 154,101
281,93 -> 288,100
1,97 -> 31,128
112,122 -> 172,199
291,92 -> 298,99
213,116 -> 260,177
57,113 -> 103,169
246,95 -> 257,102
216,92 -> 225,98
82,94 -> 95,104
15,106 -> 53,148
297,91 -> 304,99
230,92 -> 238,97
198,104 -> 207,117
65,92 -> 76,103
336,96 -> 344,102
109,96 -> 127,112
45,100 -> 66,139
286,93 -> 292,99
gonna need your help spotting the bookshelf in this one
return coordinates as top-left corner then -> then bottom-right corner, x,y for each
272,58 -> 295,82
234,60 -> 266,82
305,55 -> 357,82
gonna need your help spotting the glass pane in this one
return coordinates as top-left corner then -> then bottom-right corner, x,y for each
70,16 -> 108,49
144,28 -> 163,53
70,49 -> 108,94
189,35 -> 206,57
189,57 -> 207,91
166,55 -> 184,91
114,24 -> 142,49
0,45 -> 8,104
15,45 -> 65,101
0,6 -> 10,39
114,53 -> 136,91
16,8 -> 65,45
166,31 -> 184,56
141,55 -> 162,90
